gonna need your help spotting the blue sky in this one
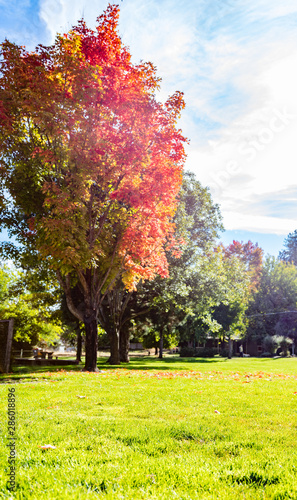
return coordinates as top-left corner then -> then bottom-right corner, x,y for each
1,0 -> 297,256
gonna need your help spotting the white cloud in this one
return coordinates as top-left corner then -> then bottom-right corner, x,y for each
243,0 -> 297,21
185,36 -> 297,234
39,0 -> 110,41
223,212 -> 297,235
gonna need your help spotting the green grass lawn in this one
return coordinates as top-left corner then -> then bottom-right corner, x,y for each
1,356 -> 297,499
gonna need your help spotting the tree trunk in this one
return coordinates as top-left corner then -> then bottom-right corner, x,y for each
154,346 -> 158,355
119,328 -> 130,363
109,326 -> 120,365
76,322 -> 82,363
159,330 -> 163,359
83,312 -> 99,372
228,337 -> 233,359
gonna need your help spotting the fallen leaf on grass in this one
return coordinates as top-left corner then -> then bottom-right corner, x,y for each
39,444 -> 56,450
146,474 -> 156,484
214,410 -> 220,414
76,395 -> 86,398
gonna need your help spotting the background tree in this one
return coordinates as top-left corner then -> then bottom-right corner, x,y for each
130,171 -> 224,356
0,264 -> 62,348
158,244 -> 251,358
223,240 -> 263,291
247,256 -> 297,346
208,246 -> 251,357
279,230 -> 297,266
0,5 -> 186,370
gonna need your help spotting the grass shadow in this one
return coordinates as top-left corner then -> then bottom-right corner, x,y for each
97,355 -> 228,371
0,355 -> 229,379
0,363 -> 84,381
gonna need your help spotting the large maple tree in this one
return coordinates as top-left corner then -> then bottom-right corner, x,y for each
0,5 -> 186,370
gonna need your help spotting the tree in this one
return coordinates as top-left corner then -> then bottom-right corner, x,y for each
223,240 -> 263,291
130,171 -> 224,356
0,5 -> 186,370
210,246 -> 251,356
279,230 -> 297,266
247,256 -> 297,344
0,264 -> 62,347
144,244 -> 251,358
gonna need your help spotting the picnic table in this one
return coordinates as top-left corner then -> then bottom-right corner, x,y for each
33,349 -> 54,360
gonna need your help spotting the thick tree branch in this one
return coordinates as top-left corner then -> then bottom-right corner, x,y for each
56,271 -> 84,322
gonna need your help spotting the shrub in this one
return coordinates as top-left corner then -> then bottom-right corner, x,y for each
272,335 -> 293,356
279,336 -> 293,356
179,347 -> 196,357
219,347 -> 229,358
179,346 -> 218,358
196,347 -> 217,358
263,335 -> 275,355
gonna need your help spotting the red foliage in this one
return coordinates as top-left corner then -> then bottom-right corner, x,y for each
0,5 -> 187,291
